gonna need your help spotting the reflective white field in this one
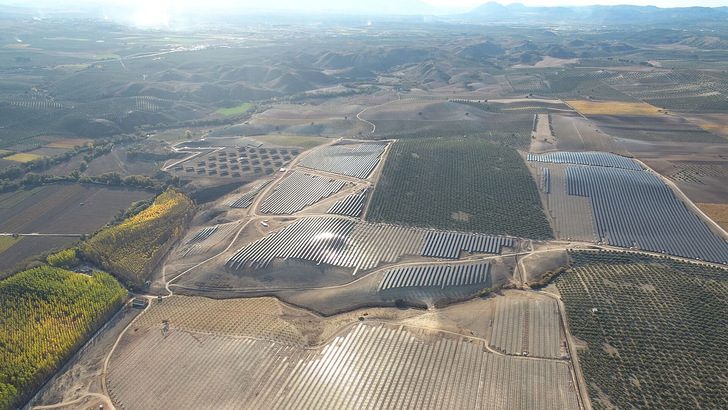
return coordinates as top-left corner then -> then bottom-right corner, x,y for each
108,322 -> 579,410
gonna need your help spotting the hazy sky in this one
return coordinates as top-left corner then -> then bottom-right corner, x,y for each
421,0 -> 728,5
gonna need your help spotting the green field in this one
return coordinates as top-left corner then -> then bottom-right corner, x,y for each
367,138 -> 553,239
217,103 -> 251,116
556,251 -> 728,409
0,236 -> 22,254
0,267 -> 127,409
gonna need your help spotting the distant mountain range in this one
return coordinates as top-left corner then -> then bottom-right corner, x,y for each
1,0 -> 727,24
465,2 -> 728,24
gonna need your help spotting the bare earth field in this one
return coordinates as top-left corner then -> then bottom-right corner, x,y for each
0,184 -> 153,234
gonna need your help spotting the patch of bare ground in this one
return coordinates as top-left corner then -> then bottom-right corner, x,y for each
697,203 -> 728,231
519,249 -> 569,283
552,111 -> 622,153
451,210 -> 470,222
619,140 -> 728,204
529,113 -> 557,154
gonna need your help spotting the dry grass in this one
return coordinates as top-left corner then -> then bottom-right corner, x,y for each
4,153 -> 45,163
697,203 -> 728,231
566,100 -> 664,116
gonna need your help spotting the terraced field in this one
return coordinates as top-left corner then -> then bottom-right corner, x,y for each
108,322 -> 579,410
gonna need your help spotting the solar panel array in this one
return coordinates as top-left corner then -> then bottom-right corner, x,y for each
226,217 -> 426,271
188,226 -> 217,243
260,172 -> 345,214
566,165 -> 728,263
298,142 -> 388,179
228,180 -> 271,209
421,231 -> 514,259
528,152 -> 641,171
540,167 -> 550,194
327,188 -> 369,217
180,223 -> 240,258
378,262 -> 490,291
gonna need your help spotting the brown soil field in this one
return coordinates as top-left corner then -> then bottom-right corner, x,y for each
361,99 -> 494,122
618,140 -> 728,204
588,113 -> 708,133
0,236 -> 76,275
27,147 -> 69,157
697,203 -> 728,231
85,149 -> 161,177
529,113 -> 557,154
0,184 -> 153,234
45,148 -> 161,178
551,112 -> 622,153
683,113 -> 728,138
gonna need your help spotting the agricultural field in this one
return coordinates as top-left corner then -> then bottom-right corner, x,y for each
557,251 -> 728,409
0,184 -> 153,234
697,203 -> 728,231
84,190 -> 194,287
3,153 -> 45,163
367,138 -> 553,239
567,100 -> 664,116
0,267 -> 126,409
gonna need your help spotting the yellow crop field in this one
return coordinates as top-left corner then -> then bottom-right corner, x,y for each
697,203 -> 728,231
4,153 -> 45,163
566,100 -> 664,116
